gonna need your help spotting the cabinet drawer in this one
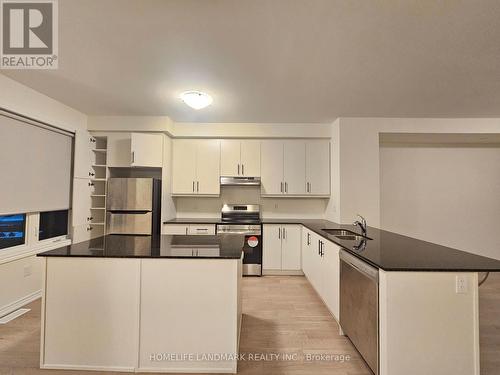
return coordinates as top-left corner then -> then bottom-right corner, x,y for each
188,225 -> 215,235
163,224 -> 189,235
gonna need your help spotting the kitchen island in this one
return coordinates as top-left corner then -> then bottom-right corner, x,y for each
37,234 -> 244,373
166,218 -> 500,375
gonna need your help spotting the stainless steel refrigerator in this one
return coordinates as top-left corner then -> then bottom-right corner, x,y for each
106,178 -> 161,236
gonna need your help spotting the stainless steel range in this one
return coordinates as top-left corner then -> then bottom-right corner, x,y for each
216,204 -> 262,276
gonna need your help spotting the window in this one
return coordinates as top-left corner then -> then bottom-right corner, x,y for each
0,214 -> 26,250
39,210 -> 69,241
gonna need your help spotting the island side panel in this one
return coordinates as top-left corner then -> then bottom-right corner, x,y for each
379,271 -> 479,375
139,258 -> 240,373
41,257 -> 141,372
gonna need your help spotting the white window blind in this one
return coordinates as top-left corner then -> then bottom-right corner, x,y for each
0,111 -> 73,215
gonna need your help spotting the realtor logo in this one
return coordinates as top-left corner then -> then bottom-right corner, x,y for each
1,0 -> 58,69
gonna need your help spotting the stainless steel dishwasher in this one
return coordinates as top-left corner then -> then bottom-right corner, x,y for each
340,250 -> 379,375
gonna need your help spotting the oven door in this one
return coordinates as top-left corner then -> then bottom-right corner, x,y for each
241,234 -> 262,276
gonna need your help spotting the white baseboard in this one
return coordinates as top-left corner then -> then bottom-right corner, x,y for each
0,290 -> 41,318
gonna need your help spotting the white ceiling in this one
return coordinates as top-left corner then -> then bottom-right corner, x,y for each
3,0 -> 500,123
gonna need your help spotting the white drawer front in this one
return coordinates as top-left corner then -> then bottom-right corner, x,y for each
163,224 -> 189,235
188,225 -> 216,235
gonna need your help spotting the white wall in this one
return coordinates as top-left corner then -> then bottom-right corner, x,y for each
0,74 -> 87,132
380,143 -> 500,260
0,74 -> 87,316
334,118 -> 500,227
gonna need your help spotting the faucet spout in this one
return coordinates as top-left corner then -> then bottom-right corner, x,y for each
353,214 -> 367,237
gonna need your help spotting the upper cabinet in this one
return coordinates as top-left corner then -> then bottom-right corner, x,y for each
261,140 -> 330,197
220,140 -> 260,177
73,130 -> 94,179
131,133 -> 163,167
305,140 -> 330,196
107,133 -> 163,168
172,139 -> 220,196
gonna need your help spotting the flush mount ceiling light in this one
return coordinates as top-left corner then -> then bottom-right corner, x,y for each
180,91 -> 213,110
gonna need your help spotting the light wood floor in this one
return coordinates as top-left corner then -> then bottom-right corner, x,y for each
1,274 -> 499,375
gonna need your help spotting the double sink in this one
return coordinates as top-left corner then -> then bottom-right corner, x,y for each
322,228 -> 371,241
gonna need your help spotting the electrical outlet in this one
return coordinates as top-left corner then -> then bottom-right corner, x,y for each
23,265 -> 32,277
456,275 -> 468,294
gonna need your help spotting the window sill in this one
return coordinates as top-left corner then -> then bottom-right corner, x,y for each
0,238 -> 71,265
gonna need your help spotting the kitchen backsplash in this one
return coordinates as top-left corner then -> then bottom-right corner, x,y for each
174,186 -> 329,219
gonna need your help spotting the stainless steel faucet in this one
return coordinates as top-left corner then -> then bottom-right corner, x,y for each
353,214 -> 367,237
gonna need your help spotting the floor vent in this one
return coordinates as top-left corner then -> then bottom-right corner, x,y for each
0,308 -> 30,324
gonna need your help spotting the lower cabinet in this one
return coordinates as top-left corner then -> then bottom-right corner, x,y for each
263,224 -> 302,274
302,227 -> 340,320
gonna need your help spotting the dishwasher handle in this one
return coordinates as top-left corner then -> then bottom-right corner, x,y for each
340,250 -> 379,282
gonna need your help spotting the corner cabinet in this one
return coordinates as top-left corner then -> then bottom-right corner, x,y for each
261,140 -> 330,197
263,224 -> 302,274
172,139 -> 220,196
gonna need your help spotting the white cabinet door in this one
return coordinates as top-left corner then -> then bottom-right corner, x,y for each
196,140 -> 220,195
72,178 -> 92,227
74,130 -> 93,179
131,133 -> 163,167
301,227 -> 313,278
283,141 -> 306,195
240,140 -> 260,177
309,232 -> 322,292
263,225 -> 282,270
306,140 -> 330,196
172,140 -> 197,195
281,225 -> 302,270
323,240 -> 340,320
220,140 -> 240,176
261,141 -> 284,195
107,133 -> 132,167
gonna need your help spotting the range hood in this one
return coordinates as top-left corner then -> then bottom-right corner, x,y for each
220,176 -> 261,186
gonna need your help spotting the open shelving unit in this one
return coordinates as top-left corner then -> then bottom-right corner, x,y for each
89,136 -> 108,249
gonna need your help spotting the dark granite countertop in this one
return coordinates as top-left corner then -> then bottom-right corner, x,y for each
164,218 -> 500,271
37,234 -> 244,259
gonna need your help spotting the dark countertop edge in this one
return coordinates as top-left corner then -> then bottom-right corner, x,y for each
164,218 -> 500,272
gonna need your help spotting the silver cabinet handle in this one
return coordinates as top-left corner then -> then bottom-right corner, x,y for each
278,227 -> 281,239
280,182 -> 283,193
283,227 -> 286,239
197,181 -> 199,192
238,164 -> 240,175
242,164 -> 244,175
192,181 -> 195,192
285,182 -> 288,193
307,232 -> 311,245
131,151 -> 135,164
307,182 -> 310,193
185,227 -> 188,235
318,240 -> 321,255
